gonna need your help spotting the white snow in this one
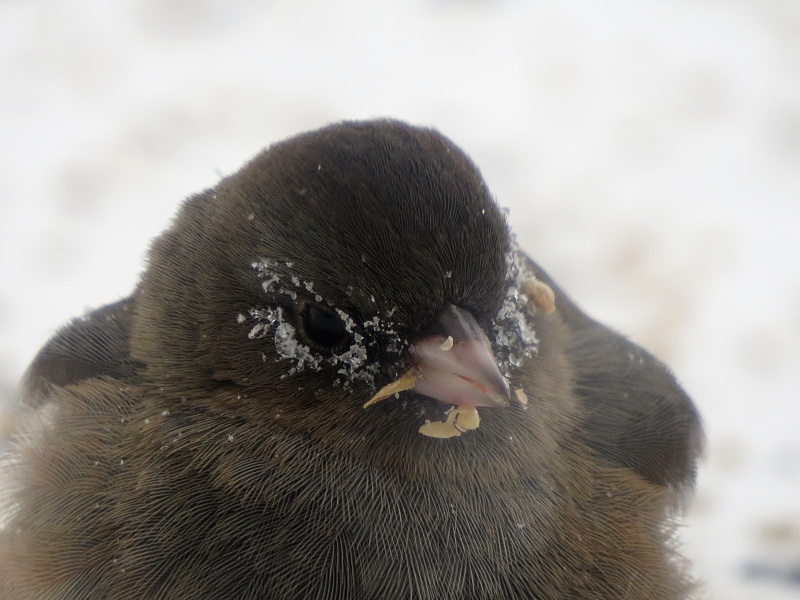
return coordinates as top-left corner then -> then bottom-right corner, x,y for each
2,2 -> 799,598
492,247 -> 540,375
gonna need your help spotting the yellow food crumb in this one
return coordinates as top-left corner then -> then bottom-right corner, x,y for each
418,420 -> 462,438
364,373 -> 417,407
514,388 -> 528,405
453,405 -> 480,432
521,277 -> 556,314
419,404 -> 481,438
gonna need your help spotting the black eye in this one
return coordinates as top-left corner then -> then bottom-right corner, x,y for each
302,305 -> 348,348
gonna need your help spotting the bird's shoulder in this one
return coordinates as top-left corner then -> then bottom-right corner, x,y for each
519,251 -> 703,491
21,295 -> 143,408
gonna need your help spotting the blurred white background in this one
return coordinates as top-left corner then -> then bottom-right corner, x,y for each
1,1 -> 799,598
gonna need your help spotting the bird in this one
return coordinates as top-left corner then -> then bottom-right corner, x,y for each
0,119 -> 703,599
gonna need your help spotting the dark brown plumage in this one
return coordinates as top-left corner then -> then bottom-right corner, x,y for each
0,120 -> 702,599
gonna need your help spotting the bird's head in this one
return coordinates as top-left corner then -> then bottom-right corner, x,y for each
133,120 -> 576,479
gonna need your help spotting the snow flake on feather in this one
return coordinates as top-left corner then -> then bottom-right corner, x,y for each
491,241 -> 540,377
243,259 -> 405,387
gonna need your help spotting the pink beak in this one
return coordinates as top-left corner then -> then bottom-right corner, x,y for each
363,304 -> 511,411
409,304 -> 510,408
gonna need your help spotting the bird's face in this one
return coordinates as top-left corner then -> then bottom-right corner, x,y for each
135,121 -> 577,482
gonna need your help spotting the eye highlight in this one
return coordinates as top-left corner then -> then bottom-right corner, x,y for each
302,304 -> 348,349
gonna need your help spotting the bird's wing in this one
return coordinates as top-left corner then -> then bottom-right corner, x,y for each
520,252 -> 703,490
21,295 -> 143,407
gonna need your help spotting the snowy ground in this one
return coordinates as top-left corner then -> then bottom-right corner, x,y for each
1,1 -> 799,598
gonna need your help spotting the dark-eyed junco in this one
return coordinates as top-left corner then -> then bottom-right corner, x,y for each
0,120 -> 702,599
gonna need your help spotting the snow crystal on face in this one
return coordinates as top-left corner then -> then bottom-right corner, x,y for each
273,320 -> 298,357
244,258 -> 406,388
362,313 -> 405,355
248,322 -> 270,340
336,309 -> 357,333
244,305 -> 321,373
247,307 -> 279,339
328,308 -> 400,387
491,242 -> 540,377
274,318 -> 321,373
246,247 -> 536,387
252,260 -> 281,294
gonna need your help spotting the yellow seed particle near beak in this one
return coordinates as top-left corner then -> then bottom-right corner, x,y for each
419,420 -> 462,438
514,388 -> 528,405
363,373 -> 417,407
521,277 -> 556,314
453,405 -> 480,432
419,405 -> 482,438
440,335 -> 454,351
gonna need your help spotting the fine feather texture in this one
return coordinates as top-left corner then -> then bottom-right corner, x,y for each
1,119 -> 702,599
